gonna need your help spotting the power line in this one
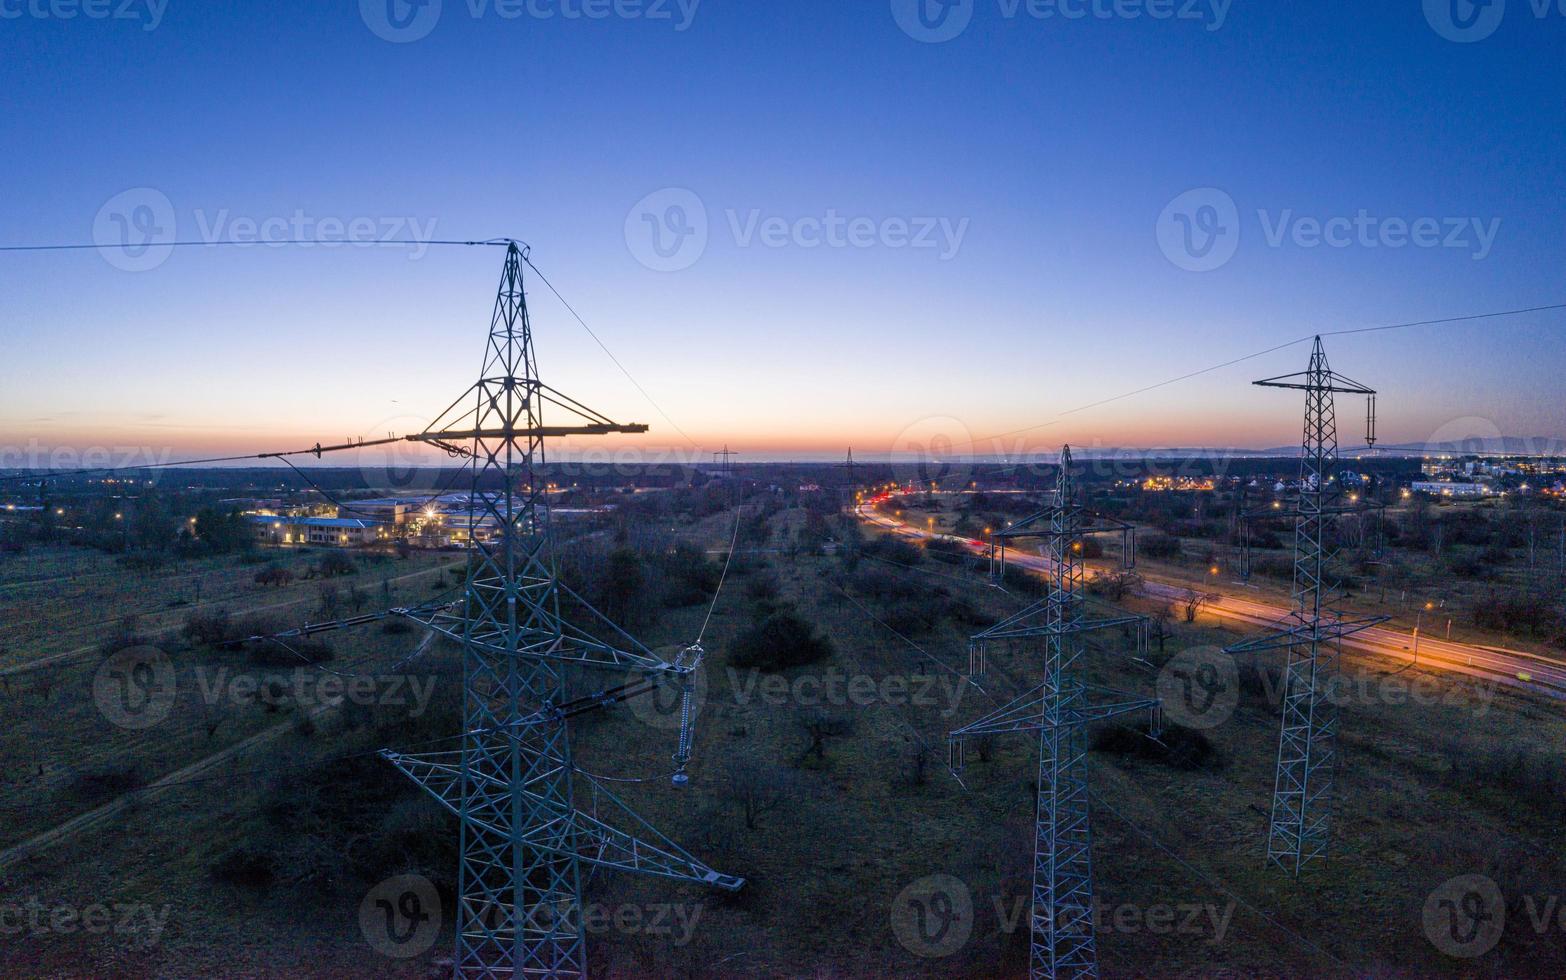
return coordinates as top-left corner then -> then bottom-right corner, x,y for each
958,302 -> 1566,452
521,252 -> 699,449
0,238 -> 510,253
1088,789 -> 1349,971
695,507 -> 744,645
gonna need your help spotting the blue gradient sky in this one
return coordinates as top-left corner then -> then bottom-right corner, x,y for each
2,1 -> 1563,464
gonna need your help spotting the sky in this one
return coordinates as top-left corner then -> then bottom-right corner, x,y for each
1,0 -> 1564,468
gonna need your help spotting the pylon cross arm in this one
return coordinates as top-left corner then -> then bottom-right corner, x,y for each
949,683 -> 1158,739
975,609 -> 1145,643
400,609 -> 690,676
383,750 -> 744,891
1222,614 -> 1389,655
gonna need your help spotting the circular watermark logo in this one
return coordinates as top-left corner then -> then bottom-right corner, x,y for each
1156,187 -> 1240,273
625,188 -> 709,272
356,414 -> 463,500
92,188 -> 177,273
624,658 -> 709,733
93,646 -> 177,730
1423,874 -> 1505,958
1156,645 -> 1238,730
1421,415 -> 1507,460
360,874 -> 442,958
891,0 -> 975,43
891,873 -> 973,958
1424,0 -> 1505,43
889,416 -> 976,490
360,0 -> 443,42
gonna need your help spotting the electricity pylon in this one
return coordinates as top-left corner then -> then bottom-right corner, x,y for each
381,242 -> 742,979
1225,336 -> 1387,878
949,446 -> 1158,980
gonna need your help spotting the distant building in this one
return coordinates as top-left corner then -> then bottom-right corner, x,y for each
248,515 -> 388,546
1410,481 -> 1494,498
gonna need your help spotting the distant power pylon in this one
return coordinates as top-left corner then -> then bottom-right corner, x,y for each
381,243 -> 741,978
713,445 -> 738,480
949,446 -> 1159,980
838,447 -> 860,506
1225,336 -> 1388,878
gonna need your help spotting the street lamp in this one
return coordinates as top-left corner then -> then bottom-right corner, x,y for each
1413,600 -> 1435,668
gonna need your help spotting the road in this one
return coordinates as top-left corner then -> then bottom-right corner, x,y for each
857,499 -> 1566,701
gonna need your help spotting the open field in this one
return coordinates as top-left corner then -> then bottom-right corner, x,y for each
3,500 -> 1565,976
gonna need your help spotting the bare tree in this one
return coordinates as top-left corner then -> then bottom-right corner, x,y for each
889,720 -> 934,787
1181,588 -> 1219,624
797,708 -> 856,764
722,758 -> 794,831
1087,569 -> 1142,601
1149,604 -> 1174,654
316,583 -> 341,618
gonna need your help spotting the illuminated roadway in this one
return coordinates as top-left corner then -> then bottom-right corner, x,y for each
857,496 -> 1566,702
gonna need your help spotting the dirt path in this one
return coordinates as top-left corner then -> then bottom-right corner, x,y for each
0,700 -> 340,872
0,561 -> 460,679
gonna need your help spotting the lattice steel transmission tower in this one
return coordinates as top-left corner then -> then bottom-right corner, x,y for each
1225,336 -> 1387,878
949,446 -> 1158,980
381,242 -> 741,979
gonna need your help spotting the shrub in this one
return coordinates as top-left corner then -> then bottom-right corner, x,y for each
254,565 -> 294,588
1141,534 -> 1182,560
183,609 -> 237,648
315,553 -> 357,578
729,611 -> 835,672
65,764 -> 144,803
1090,723 -> 1219,771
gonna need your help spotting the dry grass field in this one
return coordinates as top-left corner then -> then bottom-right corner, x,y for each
2,505 -> 1563,978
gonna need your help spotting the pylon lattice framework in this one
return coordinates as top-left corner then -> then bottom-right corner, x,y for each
1224,336 -> 1387,878
381,243 -> 741,979
948,446 -> 1159,980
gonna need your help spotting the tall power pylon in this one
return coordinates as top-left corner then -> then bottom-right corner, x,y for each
949,446 -> 1158,980
838,447 -> 860,507
1225,336 -> 1387,878
381,243 -> 742,978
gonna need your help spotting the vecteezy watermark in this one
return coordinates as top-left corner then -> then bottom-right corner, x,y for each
1157,188 -> 1502,271
93,647 -> 178,731
891,874 -> 974,958
625,666 -> 966,733
727,668 -> 968,716
624,188 -> 709,272
1156,645 -> 1238,730
992,895 -> 1235,946
360,875 -> 442,959
1156,188 -> 1240,273
1156,646 -> 1499,731
889,415 -> 977,489
892,873 -> 1234,958
1424,875 -> 1566,958
1422,0 -> 1513,43
0,0 -> 168,31
191,667 -> 438,718
360,0 -> 702,43
0,898 -> 172,944
0,440 -> 176,474
90,188 -> 440,272
891,0 -> 1231,43
1423,874 -> 1506,958
624,188 -> 970,271
458,897 -> 708,946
